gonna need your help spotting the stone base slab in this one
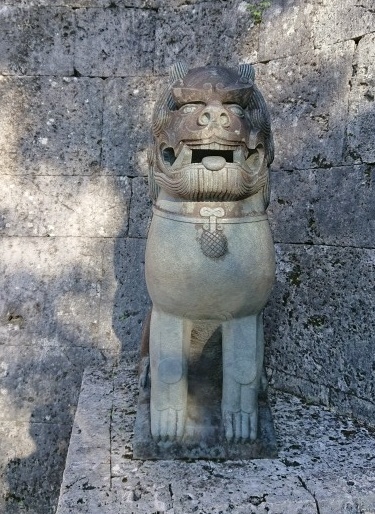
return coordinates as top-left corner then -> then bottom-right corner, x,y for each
133,383 -> 277,460
56,363 -> 375,514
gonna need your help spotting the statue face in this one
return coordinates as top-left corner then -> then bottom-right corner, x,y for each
152,66 -> 270,202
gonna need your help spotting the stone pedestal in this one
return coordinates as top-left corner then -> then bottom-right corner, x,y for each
133,326 -> 277,460
133,386 -> 277,460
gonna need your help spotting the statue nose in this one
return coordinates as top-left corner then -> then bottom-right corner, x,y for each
198,108 -> 230,128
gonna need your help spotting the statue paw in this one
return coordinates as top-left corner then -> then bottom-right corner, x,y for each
151,407 -> 186,442
223,409 -> 258,443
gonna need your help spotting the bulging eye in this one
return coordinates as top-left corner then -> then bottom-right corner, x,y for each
180,104 -> 201,114
228,104 -> 244,117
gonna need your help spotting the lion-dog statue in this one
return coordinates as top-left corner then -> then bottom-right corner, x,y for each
144,62 -> 275,447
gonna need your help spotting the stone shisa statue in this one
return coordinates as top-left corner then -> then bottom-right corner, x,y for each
134,63 -> 276,459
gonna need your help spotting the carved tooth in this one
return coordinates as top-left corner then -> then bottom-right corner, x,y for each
233,147 -> 245,164
172,145 -> 192,168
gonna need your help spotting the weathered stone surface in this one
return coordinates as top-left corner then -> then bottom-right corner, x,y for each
0,176 -> 130,237
314,0 -> 375,48
255,41 -> 354,170
128,177 -> 152,238
74,8 -> 156,77
99,237 -> 148,356
258,0 -> 315,61
8,0 -> 162,5
0,76 -> 103,176
154,2 -> 240,73
346,33 -> 375,165
268,165 -> 375,248
0,346 -> 86,424
102,77 -> 161,177
99,239 -> 123,355
56,367 -> 113,514
305,475 -> 375,514
329,389 -> 375,427
0,237 -> 102,348
9,0 -> 158,5
57,365 -> 375,513
269,370 -> 330,408
0,348 -> 107,513
265,243 -> 375,423
231,0 -> 260,65
105,237 -> 150,354
0,6 -> 74,75
1,421 -> 72,514
111,366 -> 138,476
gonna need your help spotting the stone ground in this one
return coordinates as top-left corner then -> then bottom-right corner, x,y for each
56,361 -> 375,514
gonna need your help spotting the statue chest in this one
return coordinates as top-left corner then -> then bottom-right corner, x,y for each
145,211 -> 275,320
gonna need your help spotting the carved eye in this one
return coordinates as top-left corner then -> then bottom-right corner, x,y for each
228,104 -> 244,117
180,104 -> 202,114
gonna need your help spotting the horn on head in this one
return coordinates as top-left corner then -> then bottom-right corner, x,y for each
169,61 -> 188,83
238,63 -> 255,83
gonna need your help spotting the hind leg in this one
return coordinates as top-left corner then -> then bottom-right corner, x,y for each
222,313 -> 264,442
149,307 -> 191,441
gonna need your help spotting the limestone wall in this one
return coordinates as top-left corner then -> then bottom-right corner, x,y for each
0,0 -> 374,512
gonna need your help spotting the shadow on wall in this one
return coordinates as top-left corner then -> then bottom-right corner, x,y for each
0,77 -> 114,511
0,266 -> 108,513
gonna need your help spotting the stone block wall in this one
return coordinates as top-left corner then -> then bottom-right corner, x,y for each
0,0 -> 374,512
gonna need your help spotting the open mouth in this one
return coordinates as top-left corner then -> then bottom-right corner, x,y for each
161,142 -> 249,170
155,142 -> 265,201
191,149 -> 234,163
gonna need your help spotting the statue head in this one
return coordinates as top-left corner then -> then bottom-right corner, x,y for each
149,63 -> 274,203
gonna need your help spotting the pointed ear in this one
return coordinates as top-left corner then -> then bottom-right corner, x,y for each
238,63 -> 255,83
169,62 -> 188,83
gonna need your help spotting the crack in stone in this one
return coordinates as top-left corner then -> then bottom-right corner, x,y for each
298,476 -> 321,514
168,482 -> 174,509
109,366 -> 115,490
274,241 -> 375,251
352,35 -> 363,49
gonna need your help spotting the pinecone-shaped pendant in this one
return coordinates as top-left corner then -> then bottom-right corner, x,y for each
200,229 -> 228,259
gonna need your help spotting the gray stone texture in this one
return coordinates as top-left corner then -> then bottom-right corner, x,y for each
268,166 -> 375,247
0,346 -> 107,513
255,41 -> 354,170
0,0 -> 374,511
57,364 -> 375,513
264,243 -> 375,424
0,6 -> 74,75
74,7 -> 156,77
0,237 -> 103,348
102,77 -> 161,177
154,2 -> 240,73
313,0 -> 375,47
6,0 -> 158,6
109,237 -> 150,355
1,421 -> 72,514
0,175 -> 131,236
128,177 -> 152,238
0,76 -> 103,176
346,33 -> 375,165
259,0 -> 316,61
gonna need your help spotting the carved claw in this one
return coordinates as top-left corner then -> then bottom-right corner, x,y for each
151,407 -> 185,442
223,409 -> 258,443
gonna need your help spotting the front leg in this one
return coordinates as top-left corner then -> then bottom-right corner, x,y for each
149,307 -> 191,441
222,314 -> 264,442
